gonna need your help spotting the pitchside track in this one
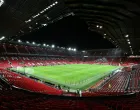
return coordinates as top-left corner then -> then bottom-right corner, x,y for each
10,64 -> 119,90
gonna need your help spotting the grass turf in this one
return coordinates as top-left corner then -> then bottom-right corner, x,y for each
10,64 -> 119,90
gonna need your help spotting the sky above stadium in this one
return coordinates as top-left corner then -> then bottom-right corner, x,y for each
21,16 -> 115,50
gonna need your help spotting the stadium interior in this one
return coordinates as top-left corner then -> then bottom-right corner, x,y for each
0,0 -> 140,110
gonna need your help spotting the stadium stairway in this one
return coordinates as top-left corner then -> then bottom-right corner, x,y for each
128,68 -> 140,92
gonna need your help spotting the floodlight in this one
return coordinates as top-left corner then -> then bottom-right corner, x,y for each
18,40 -> 21,42
28,19 -> 31,22
29,26 -> 32,29
68,48 -> 71,50
125,34 -> 129,38
52,3 -> 55,6
0,36 -> 5,40
74,48 -> 76,51
32,42 -> 35,44
55,1 -> 58,4
42,24 -> 47,26
99,26 -> 103,29
40,10 -> 44,14
0,0 -> 4,7
52,45 -> 55,48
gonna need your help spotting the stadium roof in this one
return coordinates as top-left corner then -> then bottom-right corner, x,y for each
0,0 -> 71,40
0,0 -> 140,55
64,0 -> 140,55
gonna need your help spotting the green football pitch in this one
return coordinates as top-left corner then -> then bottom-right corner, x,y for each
10,64 -> 119,90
